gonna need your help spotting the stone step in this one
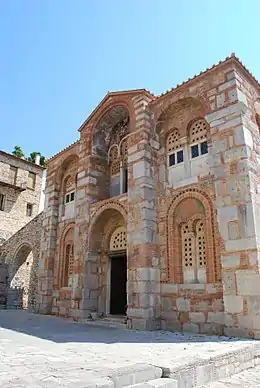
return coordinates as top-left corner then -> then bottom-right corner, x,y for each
127,378 -> 177,387
102,364 -> 163,387
83,316 -> 128,330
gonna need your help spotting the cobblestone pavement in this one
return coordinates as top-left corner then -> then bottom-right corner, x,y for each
204,365 -> 260,387
0,310 -> 259,387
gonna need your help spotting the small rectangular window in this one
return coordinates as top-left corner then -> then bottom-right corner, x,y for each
177,150 -> 184,164
26,203 -> 33,217
27,172 -> 36,189
122,167 -> 128,194
9,166 -> 18,185
70,192 -> 75,202
200,141 -> 208,155
169,153 -> 175,166
191,144 -> 199,158
65,194 -> 70,203
0,194 -> 5,211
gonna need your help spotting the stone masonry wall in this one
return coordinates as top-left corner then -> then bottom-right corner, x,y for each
0,151 -> 44,244
0,212 -> 43,310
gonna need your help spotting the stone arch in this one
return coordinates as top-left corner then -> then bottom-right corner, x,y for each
155,96 -> 206,141
88,201 -> 127,252
166,188 -> 220,284
187,117 -> 210,143
92,105 -> 131,159
55,154 -> 79,191
0,212 -> 43,310
9,242 -> 35,310
85,202 -> 127,315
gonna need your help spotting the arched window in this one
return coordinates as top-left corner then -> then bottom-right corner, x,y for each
166,128 -> 184,167
109,147 -> 121,197
108,137 -> 128,197
61,227 -> 74,287
181,219 -> 206,284
189,119 -> 208,159
120,138 -> 128,194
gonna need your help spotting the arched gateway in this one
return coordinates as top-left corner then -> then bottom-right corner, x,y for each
86,204 -> 128,316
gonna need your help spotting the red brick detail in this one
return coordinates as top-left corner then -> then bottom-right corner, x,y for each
166,188 -> 220,284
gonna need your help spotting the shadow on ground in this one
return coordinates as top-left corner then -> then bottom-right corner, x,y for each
0,309 -> 252,345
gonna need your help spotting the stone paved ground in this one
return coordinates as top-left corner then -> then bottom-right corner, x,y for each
204,365 -> 260,387
0,310 -> 259,387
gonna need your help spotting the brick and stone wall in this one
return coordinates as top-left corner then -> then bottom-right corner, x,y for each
38,55 -> 260,338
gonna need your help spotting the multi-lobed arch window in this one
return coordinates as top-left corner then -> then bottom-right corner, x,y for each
166,118 -> 209,168
60,227 -> 74,288
167,191 -> 220,285
108,138 -> 128,197
181,218 -> 206,284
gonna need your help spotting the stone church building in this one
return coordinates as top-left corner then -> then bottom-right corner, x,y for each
37,54 -> 260,338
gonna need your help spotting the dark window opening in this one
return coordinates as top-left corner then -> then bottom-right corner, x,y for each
0,194 -> 5,211
122,167 -> 128,194
200,141 -> 208,155
177,150 -> 184,164
26,203 -> 33,217
191,144 -> 199,158
169,153 -> 175,166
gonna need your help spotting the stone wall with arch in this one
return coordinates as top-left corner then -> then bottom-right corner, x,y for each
0,212 -> 43,310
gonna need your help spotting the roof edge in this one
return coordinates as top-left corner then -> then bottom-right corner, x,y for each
78,88 -> 155,133
46,140 -> 80,163
0,150 -> 45,170
151,53 -> 260,103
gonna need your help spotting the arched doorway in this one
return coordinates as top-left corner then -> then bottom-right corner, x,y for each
108,226 -> 127,315
9,244 -> 35,309
87,204 -> 127,316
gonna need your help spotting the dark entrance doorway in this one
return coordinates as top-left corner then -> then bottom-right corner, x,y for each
110,253 -> 127,315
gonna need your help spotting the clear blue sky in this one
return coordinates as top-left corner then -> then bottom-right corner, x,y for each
1,1 -> 260,158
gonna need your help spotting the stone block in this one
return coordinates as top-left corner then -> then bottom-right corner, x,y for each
225,237 -> 257,251
207,312 -> 226,325
228,88 -> 238,103
161,320 -> 181,332
223,295 -> 243,314
183,322 -> 199,333
205,284 -> 219,293
247,296 -> 260,315
221,254 -> 240,269
160,284 -> 178,294
238,315 -> 252,329
236,272 -> 260,296
189,312 -> 205,323
222,272 -> 236,295
219,78 -> 237,91
205,102 -> 240,122
216,93 -> 226,108
176,297 -> 190,312
136,268 -> 160,282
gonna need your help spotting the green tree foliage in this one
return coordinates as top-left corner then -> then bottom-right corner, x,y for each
12,145 -> 25,158
11,146 -> 47,167
27,152 -> 47,167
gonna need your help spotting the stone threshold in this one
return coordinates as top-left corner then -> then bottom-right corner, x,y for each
81,313 -> 128,330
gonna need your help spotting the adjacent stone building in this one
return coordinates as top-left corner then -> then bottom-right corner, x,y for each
0,151 -> 45,309
37,54 -> 260,338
